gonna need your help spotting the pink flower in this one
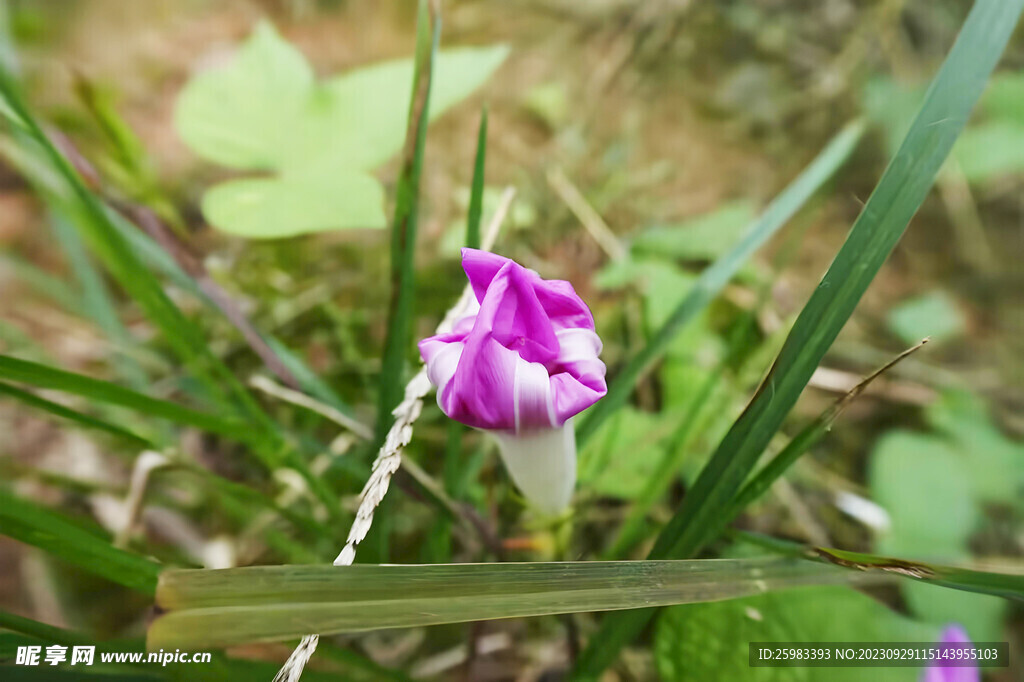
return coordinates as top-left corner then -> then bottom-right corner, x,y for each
922,625 -> 979,682
419,249 -> 607,512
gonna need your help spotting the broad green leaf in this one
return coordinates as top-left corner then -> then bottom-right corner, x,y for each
174,22 -> 314,170
573,2 -> 1024,675
0,490 -> 161,595
868,425 -> 1009,643
869,430 -> 976,558
632,201 -> 758,261
925,390 -> 1024,504
175,21 -> 507,236
308,47 -> 508,171
655,587 -> 936,682
952,120 -> 1024,182
887,291 -> 966,345
201,168 -> 385,238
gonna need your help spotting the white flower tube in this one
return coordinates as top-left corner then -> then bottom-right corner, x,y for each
490,419 -> 577,514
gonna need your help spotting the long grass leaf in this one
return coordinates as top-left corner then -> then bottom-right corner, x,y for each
0,354 -> 249,440
376,0 -> 440,442
465,106 -> 488,250
50,211 -> 150,391
0,381 -> 154,448
577,120 -> 864,445
572,1 -> 1024,675
724,339 -> 927,524
148,558 -> 879,648
736,532 -> 1024,602
0,490 -> 161,595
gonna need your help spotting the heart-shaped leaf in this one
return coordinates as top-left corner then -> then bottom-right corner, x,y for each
175,21 -> 508,237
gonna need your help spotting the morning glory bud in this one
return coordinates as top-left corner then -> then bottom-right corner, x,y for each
419,248 -> 607,513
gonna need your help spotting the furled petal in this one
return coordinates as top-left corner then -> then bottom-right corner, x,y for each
921,625 -> 979,682
419,249 -> 607,432
418,250 -> 607,512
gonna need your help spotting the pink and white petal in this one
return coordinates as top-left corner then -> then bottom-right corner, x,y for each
550,373 -> 607,425
461,248 -> 511,303
512,355 -> 557,431
444,336 -> 519,430
423,341 -> 464,402
473,260 -> 559,364
536,279 -> 596,331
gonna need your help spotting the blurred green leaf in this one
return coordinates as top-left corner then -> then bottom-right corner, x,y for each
904,582 -> 1006,642
201,166 -> 385,238
887,291 -> 966,346
925,390 -> 1024,504
952,120 -> 1024,182
579,408 -> 669,500
981,71 -> 1024,120
866,71 -> 1024,183
655,586 -> 936,682
633,201 -> 757,261
175,21 -> 507,237
0,490 -> 161,595
522,82 -> 568,128
870,430 -> 976,558
869,422 -> 1010,642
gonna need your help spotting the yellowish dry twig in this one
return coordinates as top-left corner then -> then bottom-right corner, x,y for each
249,374 -> 373,440
546,166 -> 627,261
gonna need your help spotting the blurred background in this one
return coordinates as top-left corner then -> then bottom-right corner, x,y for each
0,0 -> 1022,680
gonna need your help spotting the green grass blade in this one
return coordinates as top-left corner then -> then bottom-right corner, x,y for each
377,0 -> 439,442
573,1 -> 1024,675
0,354 -> 250,440
736,532 -> 1024,603
811,547 -> 1024,602
0,252 -> 82,311
0,490 -> 161,595
264,337 -> 358,419
0,380 -> 155,448
0,67 -> 276,438
148,558 -> 877,649
577,119 -> 864,445
465,106 -> 488,250
50,211 -> 150,391
0,611 -> 90,646
724,340 -> 926,524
